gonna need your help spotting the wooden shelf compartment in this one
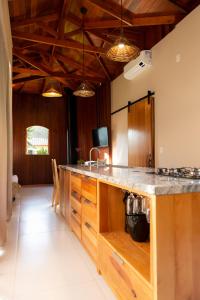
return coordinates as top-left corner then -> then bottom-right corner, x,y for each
100,231 -> 150,284
98,181 -> 152,285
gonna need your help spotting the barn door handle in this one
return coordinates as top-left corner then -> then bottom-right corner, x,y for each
147,153 -> 152,168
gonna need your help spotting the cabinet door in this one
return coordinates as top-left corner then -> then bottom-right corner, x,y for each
71,172 -> 82,195
82,176 -> 97,204
82,217 -> 97,263
64,170 -> 70,224
71,212 -> 81,240
82,197 -> 97,232
98,236 -> 152,300
59,168 -> 66,217
128,97 -> 154,167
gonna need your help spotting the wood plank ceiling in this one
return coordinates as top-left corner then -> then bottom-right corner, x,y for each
9,0 -> 200,95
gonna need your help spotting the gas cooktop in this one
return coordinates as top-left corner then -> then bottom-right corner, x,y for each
156,167 -> 200,179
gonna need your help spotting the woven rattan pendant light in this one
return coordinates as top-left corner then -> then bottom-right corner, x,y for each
73,7 -> 95,98
42,78 -> 63,97
106,0 -> 140,62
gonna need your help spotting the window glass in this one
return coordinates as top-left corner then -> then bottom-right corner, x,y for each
26,126 -> 49,155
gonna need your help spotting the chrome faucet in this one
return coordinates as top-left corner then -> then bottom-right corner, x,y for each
89,147 -> 100,168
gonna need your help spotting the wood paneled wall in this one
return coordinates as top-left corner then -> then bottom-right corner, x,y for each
76,82 -> 111,162
76,95 -> 97,161
13,93 -> 68,185
13,82 -> 111,184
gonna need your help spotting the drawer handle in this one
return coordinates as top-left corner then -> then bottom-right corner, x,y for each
85,222 -> 92,229
71,191 -> 78,198
112,251 -> 124,265
83,198 -> 91,205
72,209 -> 77,215
131,289 -> 137,298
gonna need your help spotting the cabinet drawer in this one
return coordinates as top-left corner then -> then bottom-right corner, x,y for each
98,236 -> 152,300
82,197 -> 97,232
71,173 -> 82,194
70,213 -> 81,240
82,218 -> 97,262
71,207 -> 81,225
82,176 -> 97,204
71,195 -> 81,217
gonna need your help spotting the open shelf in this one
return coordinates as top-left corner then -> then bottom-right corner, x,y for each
100,231 -> 150,283
99,181 -> 152,285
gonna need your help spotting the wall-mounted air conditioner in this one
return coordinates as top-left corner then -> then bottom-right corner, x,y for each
123,50 -> 152,80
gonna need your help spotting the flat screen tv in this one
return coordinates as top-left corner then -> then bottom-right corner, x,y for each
92,126 -> 108,148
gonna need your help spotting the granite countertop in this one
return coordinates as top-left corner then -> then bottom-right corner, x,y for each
60,164 -> 200,195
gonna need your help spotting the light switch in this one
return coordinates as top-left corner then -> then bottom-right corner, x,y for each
176,54 -> 181,63
160,147 -> 164,154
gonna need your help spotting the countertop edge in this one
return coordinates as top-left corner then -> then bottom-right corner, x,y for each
59,165 -> 200,196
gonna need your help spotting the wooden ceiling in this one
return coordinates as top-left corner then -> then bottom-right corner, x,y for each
9,0 -> 199,95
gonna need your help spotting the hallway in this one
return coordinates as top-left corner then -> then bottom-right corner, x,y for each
0,186 -> 116,300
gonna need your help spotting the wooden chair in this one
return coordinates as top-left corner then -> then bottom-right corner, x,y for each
51,159 -> 60,211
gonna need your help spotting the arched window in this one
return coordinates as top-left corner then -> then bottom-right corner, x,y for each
26,126 -> 49,155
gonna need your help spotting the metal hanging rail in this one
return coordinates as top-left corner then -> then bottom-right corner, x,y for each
111,90 -> 155,116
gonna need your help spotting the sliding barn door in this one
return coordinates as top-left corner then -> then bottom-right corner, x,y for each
128,97 -> 154,167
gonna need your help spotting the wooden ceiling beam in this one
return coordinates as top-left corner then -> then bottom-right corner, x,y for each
64,28 -> 82,39
12,76 -> 74,90
66,12 -> 82,27
84,32 -> 111,81
86,0 -> 185,26
51,0 -> 72,56
86,30 -> 113,44
169,0 -> 189,12
37,22 -> 58,38
13,48 -> 50,75
13,66 -> 45,75
13,75 -> 45,84
11,13 -> 59,28
13,50 -> 103,82
55,53 -> 105,79
170,0 -> 199,13
12,32 -> 106,54
52,56 -> 68,74
86,0 -> 134,26
84,14 -> 185,29
13,73 -> 33,80
13,72 -> 102,84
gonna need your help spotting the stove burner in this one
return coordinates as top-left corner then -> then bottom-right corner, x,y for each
157,167 -> 200,179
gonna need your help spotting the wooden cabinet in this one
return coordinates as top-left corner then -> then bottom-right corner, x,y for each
61,168 -> 200,300
70,212 -> 82,240
82,217 -> 98,263
82,196 -> 98,263
98,181 -> 152,300
59,168 -> 70,224
82,197 -> 97,232
82,176 -> 97,204
69,172 -> 98,263
70,173 -> 82,240
99,235 -> 152,300
71,172 -> 82,194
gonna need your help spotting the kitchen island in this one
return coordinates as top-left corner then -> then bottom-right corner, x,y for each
59,165 -> 200,300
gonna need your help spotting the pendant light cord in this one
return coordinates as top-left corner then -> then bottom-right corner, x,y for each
82,12 -> 85,81
120,0 -> 123,36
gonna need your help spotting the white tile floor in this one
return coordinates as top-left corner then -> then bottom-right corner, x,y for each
0,186 -> 117,300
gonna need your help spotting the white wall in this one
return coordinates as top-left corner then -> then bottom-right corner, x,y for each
111,5 -> 200,167
0,0 -> 13,245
